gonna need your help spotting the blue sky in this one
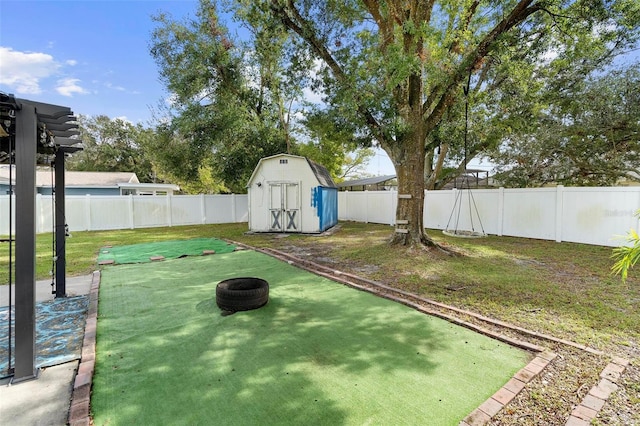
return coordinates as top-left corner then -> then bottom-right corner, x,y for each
0,1 -> 198,124
0,0 -> 396,174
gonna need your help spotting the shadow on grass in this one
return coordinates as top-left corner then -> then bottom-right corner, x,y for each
91,250 -> 527,425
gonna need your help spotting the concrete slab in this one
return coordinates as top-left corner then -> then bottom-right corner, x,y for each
0,274 -> 93,425
0,361 -> 79,426
0,274 -> 93,307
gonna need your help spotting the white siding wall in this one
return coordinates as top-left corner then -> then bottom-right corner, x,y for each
248,155 -> 321,233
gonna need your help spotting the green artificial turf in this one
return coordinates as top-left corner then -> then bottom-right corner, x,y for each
96,238 -> 236,264
92,249 -> 529,425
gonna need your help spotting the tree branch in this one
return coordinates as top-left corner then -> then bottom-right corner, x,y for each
271,0 -> 387,146
423,0 -> 543,133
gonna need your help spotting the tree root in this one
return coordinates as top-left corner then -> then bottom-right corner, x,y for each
387,231 -> 462,256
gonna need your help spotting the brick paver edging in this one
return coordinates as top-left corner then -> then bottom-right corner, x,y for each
68,270 -> 100,426
461,351 -> 558,425
565,357 -> 630,426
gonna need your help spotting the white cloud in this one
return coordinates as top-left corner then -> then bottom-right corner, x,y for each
56,78 -> 88,97
0,46 -> 60,94
66,59 -> 78,66
302,86 -> 324,105
105,82 -> 126,91
113,116 -> 132,124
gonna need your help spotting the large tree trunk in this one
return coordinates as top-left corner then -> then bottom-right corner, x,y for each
387,116 -> 438,247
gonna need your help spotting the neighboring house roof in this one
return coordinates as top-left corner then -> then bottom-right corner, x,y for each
0,166 -> 139,187
117,183 -> 180,192
338,175 -> 397,188
39,171 -> 140,187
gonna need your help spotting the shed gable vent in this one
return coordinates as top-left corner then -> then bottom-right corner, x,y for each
280,159 -> 288,164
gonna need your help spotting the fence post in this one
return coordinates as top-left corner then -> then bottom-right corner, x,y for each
364,191 -> 369,223
423,189 -> 431,229
231,193 -> 237,222
344,190 -> 349,221
85,194 -> 92,231
167,194 -> 173,227
497,187 -> 504,236
36,193 -> 43,234
128,194 -> 134,230
393,190 -> 399,226
555,185 -> 564,243
200,194 -> 206,224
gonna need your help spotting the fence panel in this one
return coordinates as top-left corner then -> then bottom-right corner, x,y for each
132,196 -> 168,228
169,195 -> 203,226
205,195 -> 233,224
501,188 -> 558,240
0,196 -> 14,235
234,195 -> 249,223
89,196 -> 133,231
560,187 -> 640,246
338,191 -> 396,225
424,189 -> 502,235
1,189 -> 638,247
65,196 -> 90,232
366,191 -> 397,224
341,186 -> 639,247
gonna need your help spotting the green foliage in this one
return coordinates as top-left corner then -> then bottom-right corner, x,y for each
229,0 -> 640,244
612,210 -> 640,283
149,0 -> 292,193
68,115 -> 157,182
490,64 -> 640,187
296,109 -> 373,181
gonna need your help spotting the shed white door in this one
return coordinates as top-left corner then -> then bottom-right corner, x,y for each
269,183 -> 300,232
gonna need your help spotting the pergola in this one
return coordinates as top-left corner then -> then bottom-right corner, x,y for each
1,93 -> 83,382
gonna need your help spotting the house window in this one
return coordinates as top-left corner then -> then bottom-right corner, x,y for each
280,159 -> 288,164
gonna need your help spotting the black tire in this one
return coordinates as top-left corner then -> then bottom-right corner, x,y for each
216,277 -> 269,312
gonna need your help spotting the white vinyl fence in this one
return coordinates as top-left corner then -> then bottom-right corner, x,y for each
339,186 -> 640,247
2,187 -> 638,247
0,194 -> 248,234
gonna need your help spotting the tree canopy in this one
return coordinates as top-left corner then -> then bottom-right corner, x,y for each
490,63 -> 640,187
229,0 -> 639,246
148,1 -> 373,193
68,115 -> 157,183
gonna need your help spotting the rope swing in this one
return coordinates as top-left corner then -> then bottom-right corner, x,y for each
443,73 -> 487,239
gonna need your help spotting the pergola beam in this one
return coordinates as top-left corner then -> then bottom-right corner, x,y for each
1,95 -> 82,382
13,103 -> 38,382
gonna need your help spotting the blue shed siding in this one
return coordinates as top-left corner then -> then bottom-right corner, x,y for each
311,186 -> 338,232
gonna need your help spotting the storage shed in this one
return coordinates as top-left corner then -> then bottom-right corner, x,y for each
248,153 -> 338,233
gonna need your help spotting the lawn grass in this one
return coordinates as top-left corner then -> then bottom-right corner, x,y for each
239,222 -> 640,354
92,250 -> 528,425
1,221 -> 637,354
0,223 -> 248,285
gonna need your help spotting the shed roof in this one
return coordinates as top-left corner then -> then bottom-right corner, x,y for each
248,153 -> 337,188
306,158 -> 337,188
